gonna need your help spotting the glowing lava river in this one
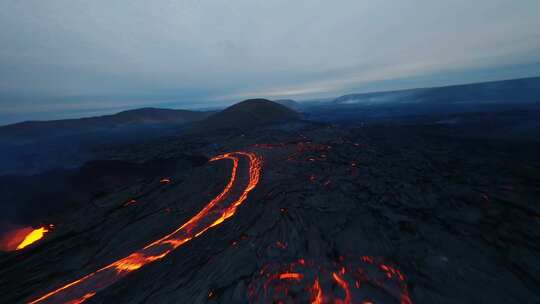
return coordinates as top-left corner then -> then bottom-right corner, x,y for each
28,151 -> 262,304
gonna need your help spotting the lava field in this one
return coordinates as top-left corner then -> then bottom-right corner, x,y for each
1,123 -> 539,304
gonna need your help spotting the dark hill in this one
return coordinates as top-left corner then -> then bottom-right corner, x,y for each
0,108 -> 213,175
0,108 -> 211,140
192,99 -> 300,132
274,99 -> 301,110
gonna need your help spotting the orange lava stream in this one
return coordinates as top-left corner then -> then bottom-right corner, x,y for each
16,226 -> 50,250
279,272 -> 303,280
250,257 -> 412,303
311,278 -> 324,304
332,272 -> 351,304
65,292 -> 95,304
28,151 -> 262,304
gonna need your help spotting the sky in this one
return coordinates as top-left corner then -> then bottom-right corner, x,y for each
1,0 -> 540,124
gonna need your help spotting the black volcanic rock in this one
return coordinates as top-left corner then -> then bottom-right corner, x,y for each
0,155 -> 208,228
192,99 -> 300,132
1,120 -> 540,303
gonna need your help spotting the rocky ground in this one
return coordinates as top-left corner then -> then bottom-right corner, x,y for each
1,122 -> 539,303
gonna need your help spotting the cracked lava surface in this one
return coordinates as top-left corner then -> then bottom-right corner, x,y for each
3,124 -> 538,303
27,151 -> 262,304
248,257 -> 412,304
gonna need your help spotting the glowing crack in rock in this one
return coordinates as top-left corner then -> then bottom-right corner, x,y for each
248,257 -> 412,304
279,272 -> 303,280
159,177 -> 172,184
28,151 -> 262,304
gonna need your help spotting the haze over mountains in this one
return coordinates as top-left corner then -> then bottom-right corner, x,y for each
306,77 -> 540,122
0,109 -> 208,176
0,99 -> 300,176
1,77 -> 540,176
0,108 -> 212,141
333,76 -> 540,105
273,99 -> 301,110
2,76 -> 538,130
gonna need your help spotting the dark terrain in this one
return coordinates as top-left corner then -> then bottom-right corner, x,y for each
0,108 -> 212,176
0,79 -> 539,303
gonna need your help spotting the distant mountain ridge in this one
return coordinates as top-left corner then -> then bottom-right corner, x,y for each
333,76 -> 540,105
0,108 -> 211,140
274,99 -> 301,110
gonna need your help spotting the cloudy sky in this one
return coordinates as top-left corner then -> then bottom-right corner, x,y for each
1,0 -> 540,124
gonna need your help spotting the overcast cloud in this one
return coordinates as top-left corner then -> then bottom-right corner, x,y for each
1,0 -> 540,123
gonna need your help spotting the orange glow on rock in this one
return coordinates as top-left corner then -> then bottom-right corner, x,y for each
28,151 -> 262,304
16,226 -> 50,250
332,272 -> 351,304
249,257 -> 412,304
159,177 -> 171,184
65,292 -> 95,304
122,199 -> 137,207
311,278 -> 324,304
279,272 -> 303,280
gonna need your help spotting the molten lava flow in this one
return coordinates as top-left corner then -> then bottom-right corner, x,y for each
311,278 -> 324,304
29,151 -> 262,304
16,226 -> 51,250
279,272 -> 303,280
249,257 -> 412,304
65,293 -> 95,304
332,272 -> 351,304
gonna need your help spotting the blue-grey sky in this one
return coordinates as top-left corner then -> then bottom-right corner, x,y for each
1,0 -> 540,124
